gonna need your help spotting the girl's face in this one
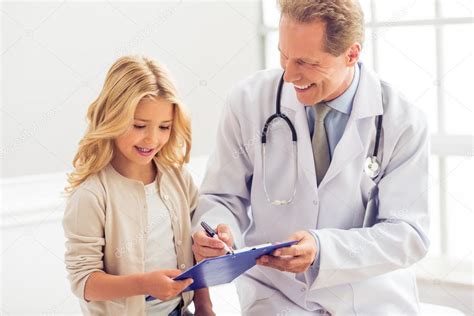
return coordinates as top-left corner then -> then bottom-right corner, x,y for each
114,96 -> 173,169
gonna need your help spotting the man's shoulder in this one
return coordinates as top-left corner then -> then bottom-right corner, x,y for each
380,80 -> 427,128
358,63 -> 427,131
237,68 -> 282,86
226,68 -> 282,114
230,68 -> 282,97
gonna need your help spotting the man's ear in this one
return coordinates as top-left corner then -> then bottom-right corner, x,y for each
346,43 -> 361,65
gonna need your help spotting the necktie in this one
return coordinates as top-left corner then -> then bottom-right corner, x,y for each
312,103 -> 332,186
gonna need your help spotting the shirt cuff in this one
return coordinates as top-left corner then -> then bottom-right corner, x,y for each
304,230 -> 321,285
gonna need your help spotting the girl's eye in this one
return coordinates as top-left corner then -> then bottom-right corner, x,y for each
134,125 -> 145,129
160,126 -> 171,130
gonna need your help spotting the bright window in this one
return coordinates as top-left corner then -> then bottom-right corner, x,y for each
261,0 -> 473,262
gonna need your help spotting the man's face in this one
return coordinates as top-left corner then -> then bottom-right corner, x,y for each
279,16 -> 356,105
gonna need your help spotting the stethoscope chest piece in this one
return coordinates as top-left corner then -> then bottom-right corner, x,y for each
364,156 -> 381,179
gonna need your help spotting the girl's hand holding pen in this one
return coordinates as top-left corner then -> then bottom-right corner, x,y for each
141,269 -> 193,301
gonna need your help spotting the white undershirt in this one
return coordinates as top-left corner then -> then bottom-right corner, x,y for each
144,180 -> 181,315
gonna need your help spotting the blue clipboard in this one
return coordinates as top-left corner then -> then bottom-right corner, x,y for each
146,240 -> 298,301
145,240 -> 298,301
175,240 -> 298,292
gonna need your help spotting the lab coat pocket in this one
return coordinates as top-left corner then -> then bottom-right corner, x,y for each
352,269 -> 419,314
235,274 -> 277,312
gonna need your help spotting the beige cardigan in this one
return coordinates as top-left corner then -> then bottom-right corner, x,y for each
63,158 -> 198,315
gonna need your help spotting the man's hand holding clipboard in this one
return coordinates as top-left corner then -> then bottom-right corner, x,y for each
256,230 -> 318,273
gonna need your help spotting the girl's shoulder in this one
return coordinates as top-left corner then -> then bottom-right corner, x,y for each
159,162 -> 195,186
64,171 -> 108,225
157,161 -> 197,195
68,169 -> 108,201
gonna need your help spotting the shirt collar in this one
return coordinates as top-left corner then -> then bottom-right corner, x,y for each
325,62 -> 360,115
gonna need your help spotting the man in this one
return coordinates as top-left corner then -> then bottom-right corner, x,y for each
192,0 -> 430,314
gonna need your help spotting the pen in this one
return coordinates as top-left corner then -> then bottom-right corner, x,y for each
201,221 -> 234,255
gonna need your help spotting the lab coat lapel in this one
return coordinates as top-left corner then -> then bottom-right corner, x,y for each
280,81 -> 318,190
319,121 -> 363,186
320,63 -> 384,187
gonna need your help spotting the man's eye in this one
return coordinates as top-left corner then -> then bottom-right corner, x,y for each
134,125 -> 145,129
298,60 -> 317,67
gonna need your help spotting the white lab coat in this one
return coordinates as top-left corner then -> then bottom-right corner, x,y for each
192,63 -> 430,315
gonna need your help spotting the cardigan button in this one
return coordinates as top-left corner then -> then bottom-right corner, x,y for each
180,264 -> 186,269
163,193 -> 169,201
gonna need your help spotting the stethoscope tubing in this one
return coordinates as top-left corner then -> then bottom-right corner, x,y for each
260,72 -> 383,205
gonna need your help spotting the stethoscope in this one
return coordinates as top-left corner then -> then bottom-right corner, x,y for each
260,73 -> 383,206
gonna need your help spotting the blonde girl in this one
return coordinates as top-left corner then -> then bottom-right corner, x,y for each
63,56 -> 214,316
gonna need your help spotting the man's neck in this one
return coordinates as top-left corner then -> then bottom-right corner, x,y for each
325,65 -> 355,102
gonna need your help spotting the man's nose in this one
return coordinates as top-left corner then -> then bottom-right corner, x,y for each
283,61 -> 301,83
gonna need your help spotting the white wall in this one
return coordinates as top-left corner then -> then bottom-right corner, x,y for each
1,1 -> 262,313
1,0 -> 263,178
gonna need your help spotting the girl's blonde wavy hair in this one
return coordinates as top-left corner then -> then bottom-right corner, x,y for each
65,56 -> 191,194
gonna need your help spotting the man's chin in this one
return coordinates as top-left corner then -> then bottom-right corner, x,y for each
296,95 -> 320,106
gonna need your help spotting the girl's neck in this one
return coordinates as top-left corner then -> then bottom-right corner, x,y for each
110,156 -> 157,185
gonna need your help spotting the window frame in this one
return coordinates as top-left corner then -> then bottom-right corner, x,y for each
260,0 -> 473,257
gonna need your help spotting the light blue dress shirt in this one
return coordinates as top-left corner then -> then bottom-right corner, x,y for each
304,63 -> 360,285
